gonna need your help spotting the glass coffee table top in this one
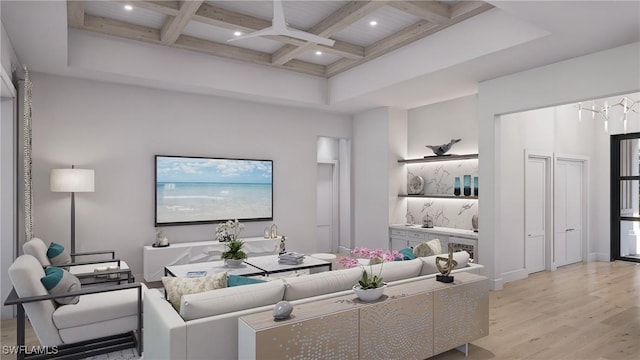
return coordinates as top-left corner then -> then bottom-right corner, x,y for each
165,260 -> 265,278
243,254 -> 332,275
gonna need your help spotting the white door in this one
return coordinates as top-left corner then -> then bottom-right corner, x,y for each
525,157 -> 547,274
554,159 -> 584,267
316,164 -> 333,253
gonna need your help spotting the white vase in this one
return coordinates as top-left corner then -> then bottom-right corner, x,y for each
352,284 -> 386,301
225,259 -> 244,268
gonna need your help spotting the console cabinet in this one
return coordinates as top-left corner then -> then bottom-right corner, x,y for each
238,272 -> 489,360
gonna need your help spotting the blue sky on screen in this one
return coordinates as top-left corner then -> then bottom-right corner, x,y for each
157,157 -> 272,184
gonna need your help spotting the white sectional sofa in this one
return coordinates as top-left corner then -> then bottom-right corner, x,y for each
143,251 -> 483,360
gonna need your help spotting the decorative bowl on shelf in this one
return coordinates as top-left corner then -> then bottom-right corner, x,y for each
408,175 -> 425,195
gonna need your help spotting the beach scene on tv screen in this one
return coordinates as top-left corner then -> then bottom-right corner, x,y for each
156,157 -> 273,223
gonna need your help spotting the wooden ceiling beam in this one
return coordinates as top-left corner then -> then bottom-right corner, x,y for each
67,0 -> 85,28
272,0 -> 387,66
133,1 -> 363,60
326,2 -> 494,77
160,1 -> 204,45
76,14 -> 325,77
119,1 -> 180,16
451,1 -> 492,18
388,1 -> 451,24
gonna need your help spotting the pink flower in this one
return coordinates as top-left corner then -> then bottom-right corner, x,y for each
341,247 -> 403,289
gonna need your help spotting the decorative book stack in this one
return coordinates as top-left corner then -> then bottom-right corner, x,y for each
278,252 -> 305,265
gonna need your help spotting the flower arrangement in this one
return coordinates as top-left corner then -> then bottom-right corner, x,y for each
215,219 -> 244,242
338,248 -> 401,290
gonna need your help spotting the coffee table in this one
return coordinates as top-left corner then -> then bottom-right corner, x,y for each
165,260 -> 265,278
243,254 -> 331,276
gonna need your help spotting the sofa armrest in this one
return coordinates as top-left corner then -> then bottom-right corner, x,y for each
143,288 -> 187,360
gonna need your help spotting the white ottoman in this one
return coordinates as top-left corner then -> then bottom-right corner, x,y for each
309,253 -> 337,273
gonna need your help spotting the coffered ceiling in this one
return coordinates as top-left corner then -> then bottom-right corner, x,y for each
67,0 -> 494,77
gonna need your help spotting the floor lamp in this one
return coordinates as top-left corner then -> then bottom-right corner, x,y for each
50,165 -> 95,254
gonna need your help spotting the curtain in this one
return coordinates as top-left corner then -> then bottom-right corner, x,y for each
22,67 -> 33,241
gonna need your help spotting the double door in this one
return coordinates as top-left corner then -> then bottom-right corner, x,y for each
525,155 -> 585,273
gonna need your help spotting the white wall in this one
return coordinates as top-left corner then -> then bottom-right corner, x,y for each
353,108 -> 390,249
406,95 -> 478,229
499,104 -> 597,282
1,22 -> 19,75
1,97 -> 15,319
353,107 -> 406,250
478,42 -> 640,290
0,19 -> 18,319
29,73 -> 352,277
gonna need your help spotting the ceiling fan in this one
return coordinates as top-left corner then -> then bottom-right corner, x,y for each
228,0 -> 335,47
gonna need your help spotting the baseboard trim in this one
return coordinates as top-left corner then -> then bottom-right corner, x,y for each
595,252 -> 610,262
491,278 -> 503,291
500,268 -> 528,285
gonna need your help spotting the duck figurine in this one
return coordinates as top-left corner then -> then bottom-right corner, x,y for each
426,139 -> 461,156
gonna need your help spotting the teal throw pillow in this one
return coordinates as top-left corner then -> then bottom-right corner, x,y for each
227,274 -> 266,287
399,247 -> 416,260
40,267 -> 81,305
46,242 -> 71,266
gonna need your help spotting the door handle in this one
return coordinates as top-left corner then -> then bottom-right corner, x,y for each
566,228 -> 574,231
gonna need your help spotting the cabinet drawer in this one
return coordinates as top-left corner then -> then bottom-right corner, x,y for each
408,231 -> 426,240
391,229 -> 408,237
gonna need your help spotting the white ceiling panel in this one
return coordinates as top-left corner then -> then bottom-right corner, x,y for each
332,6 -> 422,47
182,21 -> 284,53
295,50 -> 341,66
84,1 -> 168,29
206,0 -> 348,30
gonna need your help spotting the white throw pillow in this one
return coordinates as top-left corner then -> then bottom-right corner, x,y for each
162,272 -> 227,310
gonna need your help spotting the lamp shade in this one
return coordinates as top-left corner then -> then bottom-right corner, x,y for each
50,168 -> 95,193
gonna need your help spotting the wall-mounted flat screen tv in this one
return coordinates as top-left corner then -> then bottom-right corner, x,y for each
155,155 -> 273,226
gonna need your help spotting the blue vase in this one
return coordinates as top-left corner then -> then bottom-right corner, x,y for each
454,177 -> 461,196
473,176 -> 478,196
464,175 -> 471,196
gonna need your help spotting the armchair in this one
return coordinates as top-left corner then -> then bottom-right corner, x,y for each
23,238 -> 133,285
5,255 -> 144,360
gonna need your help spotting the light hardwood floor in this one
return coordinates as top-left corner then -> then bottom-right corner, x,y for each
1,261 -> 638,360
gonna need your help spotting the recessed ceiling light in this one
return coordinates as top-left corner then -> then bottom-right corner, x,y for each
369,20 -> 378,27
315,51 -> 322,56
234,31 -> 242,37
124,4 -> 133,11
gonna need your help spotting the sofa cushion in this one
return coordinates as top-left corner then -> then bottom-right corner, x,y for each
419,251 -> 470,276
162,272 -> 227,310
180,279 -> 286,321
41,267 -> 81,305
53,287 -> 140,330
23,238 -> 51,266
47,243 -> 72,266
368,258 -> 423,283
413,239 -> 442,257
282,267 -> 362,301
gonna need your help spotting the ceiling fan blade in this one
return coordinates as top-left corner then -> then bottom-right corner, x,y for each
283,27 -> 335,46
227,27 -> 277,42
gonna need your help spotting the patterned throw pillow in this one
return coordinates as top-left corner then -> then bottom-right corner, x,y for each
413,239 -> 442,258
46,242 -> 72,266
40,267 -> 81,305
162,272 -> 228,310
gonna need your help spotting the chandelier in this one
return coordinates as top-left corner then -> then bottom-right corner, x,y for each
578,96 -> 639,132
